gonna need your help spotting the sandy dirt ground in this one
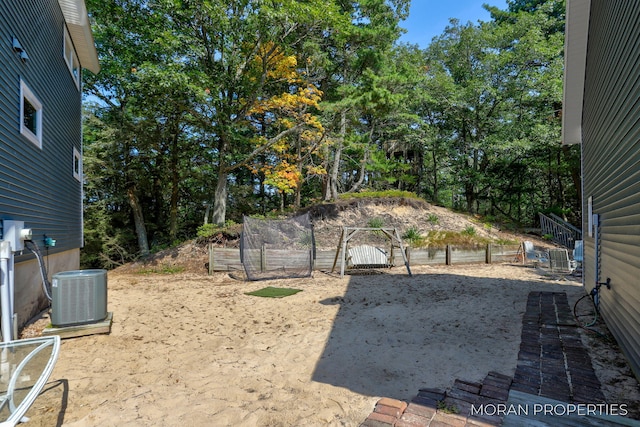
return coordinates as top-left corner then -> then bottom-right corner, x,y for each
20,263 -> 640,426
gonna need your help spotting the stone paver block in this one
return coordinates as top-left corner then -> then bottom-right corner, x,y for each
432,411 -> 467,427
405,402 -> 437,419
363,411 -> 397,426
377,397 -> 407,410
375,403 -> 405,418
412,395 -> 441,410
466,414 -> 503,427
478,384 -> 509,401
447,387 -> 481,404
443,397 -> 473,416
360,419 -> 394,427
510,383 -> 538,395
397,412 -> 432,427
514,365 -> 539,377
486,372 -> 511,382
453,379 -> 482,394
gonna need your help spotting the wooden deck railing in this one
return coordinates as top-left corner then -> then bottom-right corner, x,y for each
538,213 -> 582,248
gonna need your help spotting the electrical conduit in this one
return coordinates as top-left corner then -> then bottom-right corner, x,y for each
24,240 -> 52,302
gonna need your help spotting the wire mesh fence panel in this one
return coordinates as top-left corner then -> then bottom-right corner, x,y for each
241,213 -> 315,281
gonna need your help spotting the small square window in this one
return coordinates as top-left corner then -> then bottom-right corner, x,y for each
20,80 -> 43,148
73,147 -> 82,181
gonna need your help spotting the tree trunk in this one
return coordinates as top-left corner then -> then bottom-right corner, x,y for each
346,146 -> 368,193
203,203 -> 211,225
431,147 -> 439,202
127,185 -> 150,256
212,166 -> 228,226
168,132 -> 180,241
212,129 -> 229,225
325,109 -> 347,201
295,136 -> 302,209
295,165 -> 302,209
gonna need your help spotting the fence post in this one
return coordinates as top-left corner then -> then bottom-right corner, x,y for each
208,243 -> 214,275
486,243 -> 492,264
446,245 -> 452,265
261,244 -> 266,272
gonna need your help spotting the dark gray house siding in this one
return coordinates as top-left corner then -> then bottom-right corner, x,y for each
1,0 -> 83,255
1,0 -> 98,328
580,1 -> 640,379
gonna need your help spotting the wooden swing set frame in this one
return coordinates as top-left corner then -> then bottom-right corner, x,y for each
330,227 -> 412,277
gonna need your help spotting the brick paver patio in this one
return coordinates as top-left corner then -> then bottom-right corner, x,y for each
359,291 -> 621,427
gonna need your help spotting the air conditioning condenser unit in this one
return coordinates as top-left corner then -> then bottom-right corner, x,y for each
51,269 -> 107,327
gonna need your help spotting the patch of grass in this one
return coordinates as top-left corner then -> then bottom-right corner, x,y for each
427,213 -> 439,224
462,226 -> 477,236
367,217 -> 385,228
420,230 -> 490,247
338,190 -> 420,200
136,265 -> 185,275
437,400 -> 459,414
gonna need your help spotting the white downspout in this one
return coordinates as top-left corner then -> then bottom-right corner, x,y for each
0,240 -> 13,342
9,249 -> 16,340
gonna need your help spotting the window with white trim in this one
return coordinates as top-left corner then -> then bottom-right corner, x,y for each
20,80 -> 43,148
73,147 -> 82,181
64,27 -> 80,89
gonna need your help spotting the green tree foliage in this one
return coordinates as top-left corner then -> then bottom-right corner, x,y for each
416,0 -> 572,223
81,0 -> 580,267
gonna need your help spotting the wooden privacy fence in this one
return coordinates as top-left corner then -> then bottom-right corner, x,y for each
208,243 -> 521,274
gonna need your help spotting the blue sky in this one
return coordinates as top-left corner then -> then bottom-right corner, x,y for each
399,0 -> 508,47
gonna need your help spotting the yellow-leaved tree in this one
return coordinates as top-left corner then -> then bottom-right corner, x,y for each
247,44 -> 327,210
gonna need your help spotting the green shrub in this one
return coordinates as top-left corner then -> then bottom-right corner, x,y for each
196,220 -> 239,238
462,226 -> 477,236
367,217 -> 385,228
197,223 -> 217,238
402,227 -> 424,246
427,213 -> 439,224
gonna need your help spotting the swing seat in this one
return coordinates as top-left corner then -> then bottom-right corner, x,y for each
348,245 -> 390,268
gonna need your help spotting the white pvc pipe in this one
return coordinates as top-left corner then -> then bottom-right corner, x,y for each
8,250 -> 15,336
593,213 -> 600,286
0,241 -> 12,342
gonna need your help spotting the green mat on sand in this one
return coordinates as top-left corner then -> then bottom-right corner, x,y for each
245,287 -> 303,298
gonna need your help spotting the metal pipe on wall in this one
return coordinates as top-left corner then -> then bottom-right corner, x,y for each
593,213 -> 600,287
0,241 -> 13,342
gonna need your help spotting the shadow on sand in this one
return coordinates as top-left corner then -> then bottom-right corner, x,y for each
311,268 -> 582,400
